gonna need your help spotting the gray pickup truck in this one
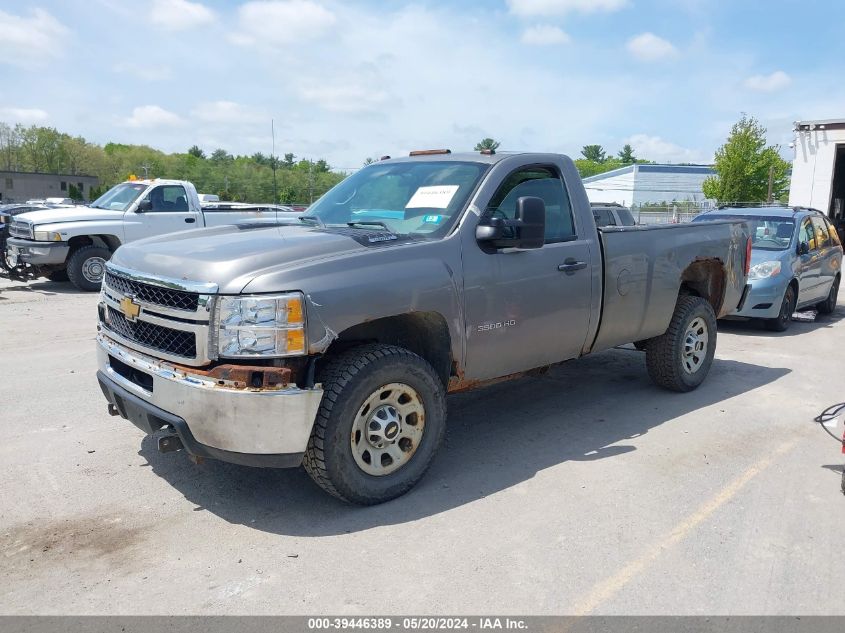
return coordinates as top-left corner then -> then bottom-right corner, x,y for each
96,151 -> 750,504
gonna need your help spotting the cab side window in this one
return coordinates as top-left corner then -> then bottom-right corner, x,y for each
798,219 -> 816,251
146,185 -> 189,212
486,167 -> 576,243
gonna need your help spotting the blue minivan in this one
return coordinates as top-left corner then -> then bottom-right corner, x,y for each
693,207 -> 843,331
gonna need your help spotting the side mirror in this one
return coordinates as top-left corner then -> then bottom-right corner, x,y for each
475,196 -> 546,250
137,198 -> 152,213
798,241 -> 810,255
514,196 -> 545,249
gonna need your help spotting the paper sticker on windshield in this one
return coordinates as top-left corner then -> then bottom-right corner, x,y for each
406,185 -> 459,209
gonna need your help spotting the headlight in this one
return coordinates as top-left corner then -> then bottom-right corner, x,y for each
216,293 -> 306,357
33,229 -> 63,242
748,261 -> 782,280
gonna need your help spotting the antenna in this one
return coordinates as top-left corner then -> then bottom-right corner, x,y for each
271,119 -> 278,204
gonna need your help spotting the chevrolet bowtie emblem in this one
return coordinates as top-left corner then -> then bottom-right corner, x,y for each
120,295 -> 141,321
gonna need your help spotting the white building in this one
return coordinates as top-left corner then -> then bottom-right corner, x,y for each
582,164 -> 716,207
789,119 -> 845,223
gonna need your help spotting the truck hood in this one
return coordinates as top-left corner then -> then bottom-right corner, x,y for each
16,206 -> 124,226
110,223 -> 374,294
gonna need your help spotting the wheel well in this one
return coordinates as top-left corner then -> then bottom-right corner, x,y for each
322,312 -> 452,387
67,234 -> 121,253
679,259 -> 726,314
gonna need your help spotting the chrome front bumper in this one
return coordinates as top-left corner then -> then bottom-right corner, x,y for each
97,333 -> 323,464
6,237 -> 69,266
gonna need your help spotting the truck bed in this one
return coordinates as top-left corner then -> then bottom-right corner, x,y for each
589,220 -> 749,353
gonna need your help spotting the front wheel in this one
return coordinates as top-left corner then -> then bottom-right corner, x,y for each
765,285 -> 796,331
817,276 -> 840,315
66,245 -> 111,291
645,295 -> 717,392
303,344 -> 446,505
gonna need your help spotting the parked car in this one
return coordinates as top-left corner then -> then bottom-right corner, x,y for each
95,149 -> 751,504
0,203 -> 47,273
6,179 -> 299,291
591,202 -> 637,227
693,206 -> 843,331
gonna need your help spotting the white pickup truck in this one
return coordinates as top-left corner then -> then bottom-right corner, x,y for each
6,179 -> 294,291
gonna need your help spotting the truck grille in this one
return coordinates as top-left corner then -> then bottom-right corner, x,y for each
9,220 -> 33,239
105,271 -> 199,311
103,306 -> 197,359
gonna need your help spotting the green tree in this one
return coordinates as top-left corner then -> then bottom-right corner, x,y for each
702,114 -> 790,204
474,138 -> 500,152
283,152 -> 295,168
363,157 -> 375,166
210,148 -> 233,163
187,145 -> 205,159
617,144 -> 636,164
581,144 -> 606,163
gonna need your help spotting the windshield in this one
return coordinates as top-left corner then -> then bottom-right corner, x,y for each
90,183 -> 147,211
694,214 -> 795,251
303,160 -> 488,236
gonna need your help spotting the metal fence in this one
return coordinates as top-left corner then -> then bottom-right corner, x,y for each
630,201 -> 786,224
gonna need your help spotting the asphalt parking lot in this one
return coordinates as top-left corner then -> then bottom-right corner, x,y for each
2,274 -> 845,615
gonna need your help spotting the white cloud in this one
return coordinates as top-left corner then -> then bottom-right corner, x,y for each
230,0 -> 336,48
626,32 -> 677,61
124,105 -> 184,128
0,107 -> 49,123
191,101 -> 265,124
744,70 -> 791,93
113,63 -> 173,81
299,84 -> 389,114
625,134 -> 710,164
521,25 -> 570,46
150,0 -> 215,31
0,8 -> 68,68
507,0 -> 627,17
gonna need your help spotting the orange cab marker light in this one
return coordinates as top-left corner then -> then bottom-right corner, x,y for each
409,149 -> 451,156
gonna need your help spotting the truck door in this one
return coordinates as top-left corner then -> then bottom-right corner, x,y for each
461,164 -> 593,381
124,184 -> 201,242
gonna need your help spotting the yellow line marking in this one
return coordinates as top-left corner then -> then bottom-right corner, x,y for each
570,438 -> 799,616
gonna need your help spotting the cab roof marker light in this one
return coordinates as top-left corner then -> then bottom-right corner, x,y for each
408,149 -> 451,156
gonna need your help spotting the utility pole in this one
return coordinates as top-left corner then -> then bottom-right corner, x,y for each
271,119 -> 278,204
766,164 -> 774,204
308,160 -> 314,204
139,162 -> 151,179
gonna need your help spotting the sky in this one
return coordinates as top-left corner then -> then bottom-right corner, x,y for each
1,0 -> 842,171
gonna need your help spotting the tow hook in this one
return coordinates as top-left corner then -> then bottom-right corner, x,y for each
158,434 -> 183,453
107,403 -> 120,417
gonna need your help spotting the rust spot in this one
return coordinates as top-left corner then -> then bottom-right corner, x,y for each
169,362 -> 291,389
448,366 -> 550,393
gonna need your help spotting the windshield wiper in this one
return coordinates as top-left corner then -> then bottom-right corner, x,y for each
346,220 -> 392,231
299,215 -> 325,227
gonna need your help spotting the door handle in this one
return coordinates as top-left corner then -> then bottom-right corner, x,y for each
185,217 -> 196,223
558,260 -> 587,273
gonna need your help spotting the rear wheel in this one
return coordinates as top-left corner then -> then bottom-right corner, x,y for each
817,276 -> 840,315
303,344 -> 446,505
645,295 -> 717,392
66,245 -> 110,292
765,285 -> 796,331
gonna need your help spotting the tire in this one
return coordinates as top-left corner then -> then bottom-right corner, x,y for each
66,245 -> 111,292
765,284 -> 796,332
303,343 -> 446,505
817,276 -> 840,315
645,295 -> 717,392
46,269 -> 69,282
